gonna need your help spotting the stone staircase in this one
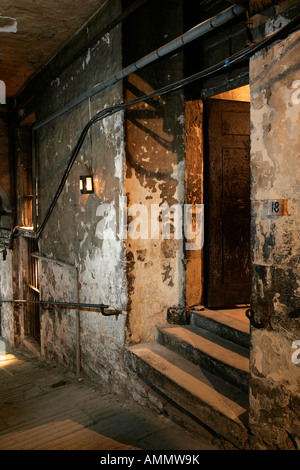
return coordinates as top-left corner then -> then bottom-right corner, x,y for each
124,308 -> 250,449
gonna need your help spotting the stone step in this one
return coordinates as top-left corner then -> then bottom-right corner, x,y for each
156,324 -> 249,393
190,308 -> 250,348
124,342 -> 249,449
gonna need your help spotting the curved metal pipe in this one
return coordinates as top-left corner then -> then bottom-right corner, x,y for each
32,4 -> 245,131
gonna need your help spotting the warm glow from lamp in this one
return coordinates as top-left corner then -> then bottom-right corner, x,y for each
79,175 -> 94,194
86,176 -> 93,192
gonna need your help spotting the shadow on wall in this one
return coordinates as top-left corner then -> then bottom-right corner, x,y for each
125,77 -> 184,183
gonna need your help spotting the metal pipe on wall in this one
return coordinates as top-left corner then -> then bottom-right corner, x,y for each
32,3 -> 246,131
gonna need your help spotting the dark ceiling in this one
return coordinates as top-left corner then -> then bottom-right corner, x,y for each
0,0 -> 107,98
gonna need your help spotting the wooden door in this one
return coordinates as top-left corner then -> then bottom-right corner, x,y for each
206,98 -> 251,308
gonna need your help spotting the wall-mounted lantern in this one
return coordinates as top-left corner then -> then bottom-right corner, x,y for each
79,175 -> 94,194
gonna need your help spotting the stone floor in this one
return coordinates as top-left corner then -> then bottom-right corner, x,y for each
0,339 -> 219,451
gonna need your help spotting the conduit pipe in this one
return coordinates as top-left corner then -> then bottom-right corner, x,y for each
32,3 -> 245,131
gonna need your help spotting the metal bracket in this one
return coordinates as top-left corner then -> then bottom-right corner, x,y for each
245,308 -> 266,329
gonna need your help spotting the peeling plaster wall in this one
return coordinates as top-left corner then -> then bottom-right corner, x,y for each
123,0 -> 185,345
249,29 -> 300,449
125,83 -> 185,345
32,0 -> 128,386
0,113 -> 14,343
0,116 -> 11,219
39,261 -> 78,368
0,250 -> 13,343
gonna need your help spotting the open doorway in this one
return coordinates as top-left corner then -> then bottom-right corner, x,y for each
204,85 -> 251,320
185,85 -> 251,323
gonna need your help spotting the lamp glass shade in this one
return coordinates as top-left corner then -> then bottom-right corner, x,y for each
86,176 -> 93,192
80,175 -> 94,194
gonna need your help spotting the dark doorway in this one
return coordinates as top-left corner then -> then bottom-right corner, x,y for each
205,94 -> 251,308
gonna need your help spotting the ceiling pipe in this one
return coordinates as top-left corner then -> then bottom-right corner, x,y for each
32,3 -> 246,131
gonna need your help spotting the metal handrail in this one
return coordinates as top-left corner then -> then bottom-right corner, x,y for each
0,299 -> 121,317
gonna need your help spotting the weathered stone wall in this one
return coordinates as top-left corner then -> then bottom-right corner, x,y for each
249,28 -> 300,449
0,114 -> 11,226
123,0 -> 186,345
0,250 -> 14,343
32,0 -> 128,386
0,112 -> 14,343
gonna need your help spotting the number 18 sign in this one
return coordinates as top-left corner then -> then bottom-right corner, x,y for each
268,199 -> 288,216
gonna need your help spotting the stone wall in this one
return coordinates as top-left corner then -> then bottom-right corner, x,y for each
0,250 -> 14,343
123,0 -> 186,345
30,0 -> 128,386
0,111 -> 14,343
0,114 -> 11,226
249,28 -> 300,449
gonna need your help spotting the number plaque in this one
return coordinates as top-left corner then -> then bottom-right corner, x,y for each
268,199 -> 287,216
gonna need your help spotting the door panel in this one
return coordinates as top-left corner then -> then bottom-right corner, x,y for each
206,98 -> 250,308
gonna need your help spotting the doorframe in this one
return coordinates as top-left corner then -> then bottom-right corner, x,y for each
202,87 -> 251,310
